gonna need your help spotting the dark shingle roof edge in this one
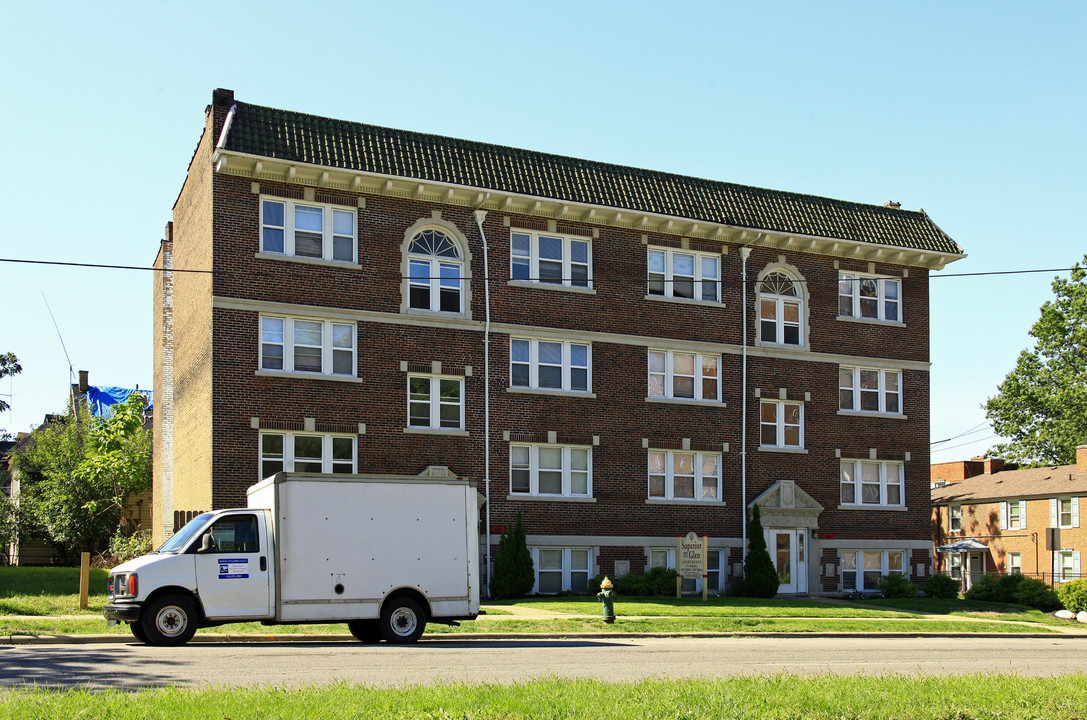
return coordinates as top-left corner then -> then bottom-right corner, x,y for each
221,100 -> 964,256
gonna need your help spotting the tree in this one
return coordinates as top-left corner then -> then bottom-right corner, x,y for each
11,394 -> 151,563
488,511 -> 535,599
0,352 -> 20,414
742,504 -> 780,598
985,256 -> 1087,466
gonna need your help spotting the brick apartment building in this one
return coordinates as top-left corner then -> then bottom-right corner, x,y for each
153,88 -> 964,595
932,445 -> 1087,588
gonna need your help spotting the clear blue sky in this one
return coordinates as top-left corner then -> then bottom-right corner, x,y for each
1,1 -> 1084,464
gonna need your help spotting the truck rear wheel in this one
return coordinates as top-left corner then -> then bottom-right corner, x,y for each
347,619 -> 382,643
141,595 -> 198,646
380,598 -> 426,643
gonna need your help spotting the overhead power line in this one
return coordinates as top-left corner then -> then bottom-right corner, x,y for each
0,257 -> 1077,282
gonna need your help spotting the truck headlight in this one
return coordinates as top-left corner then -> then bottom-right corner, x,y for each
109,573 -> 138,599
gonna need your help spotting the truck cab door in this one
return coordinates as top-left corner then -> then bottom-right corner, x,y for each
191,512 -> 273,619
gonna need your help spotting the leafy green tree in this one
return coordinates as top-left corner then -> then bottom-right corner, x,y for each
742,505 -> 780,598
11,394 -> 151,563
0,351 -> 21,439
488,511 -> 535,599
0,352 -> 20,415
985,256 -> 1087,466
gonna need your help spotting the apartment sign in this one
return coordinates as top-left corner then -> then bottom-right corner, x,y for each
677,531 -> 706,579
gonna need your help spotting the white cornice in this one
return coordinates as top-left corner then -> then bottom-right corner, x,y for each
212,295 -> 932,371
212,149 -> 966,271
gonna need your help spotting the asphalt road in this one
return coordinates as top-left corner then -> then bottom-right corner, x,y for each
3,636 -> 1087,690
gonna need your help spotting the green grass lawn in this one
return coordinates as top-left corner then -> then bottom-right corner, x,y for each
4,676 -> 1087,719
0,567 -> 1073,637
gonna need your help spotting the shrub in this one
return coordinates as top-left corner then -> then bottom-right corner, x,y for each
488,511 -> 534,599
1012,577 -> 1060,611
964,573 -> 1021,603
742,506 -> 779,598
924,573 -> 960,599
1057,578 -> 1087,613
878,572 -> 917,598
104,530 -> 152,565
610,566 -> 678,597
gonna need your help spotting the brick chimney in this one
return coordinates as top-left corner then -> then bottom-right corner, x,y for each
1078,444 -> 1087,473
983,457 -> 1005,475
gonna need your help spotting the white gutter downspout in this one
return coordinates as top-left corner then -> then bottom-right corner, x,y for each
473,206 -> 492,597
215,103 -> 237,152
739,246 -> 751,561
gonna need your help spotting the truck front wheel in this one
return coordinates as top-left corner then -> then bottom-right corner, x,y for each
380,598 -> 426,643
141,595 -> 198,646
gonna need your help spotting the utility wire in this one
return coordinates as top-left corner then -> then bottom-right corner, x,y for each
0,257 -> 1077,283
931,420 -> 992,445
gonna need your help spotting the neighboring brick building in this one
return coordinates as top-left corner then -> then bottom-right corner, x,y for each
153,88 -> 965,595
932,444 -> 1087,588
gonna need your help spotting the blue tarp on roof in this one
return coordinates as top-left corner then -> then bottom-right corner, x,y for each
86,386 -> 153,417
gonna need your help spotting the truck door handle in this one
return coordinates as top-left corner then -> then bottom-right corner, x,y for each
260,556 -> 267,572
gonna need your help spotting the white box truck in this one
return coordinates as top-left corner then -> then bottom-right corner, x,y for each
104,471 -> 480,645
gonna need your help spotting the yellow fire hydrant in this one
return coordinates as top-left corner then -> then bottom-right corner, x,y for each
597,576 -> 616,624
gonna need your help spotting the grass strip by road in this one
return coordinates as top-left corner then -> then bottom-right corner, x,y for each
0,615 -> 1058,637
4,675 -> 1087,719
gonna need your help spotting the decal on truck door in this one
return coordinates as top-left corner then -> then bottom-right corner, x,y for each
218,558 -> 250,579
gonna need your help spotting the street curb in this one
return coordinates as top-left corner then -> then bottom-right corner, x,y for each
5,630 -> 1083,645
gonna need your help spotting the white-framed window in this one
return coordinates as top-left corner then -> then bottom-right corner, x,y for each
510,338 -> 590,392
839,367 -> 902,414
259,432 -> 355,479
840,460 -> 904,507
948,552 -> 963,580
647,350 -> 720,401
1056,551 -> 1081,582
1008,552 -> 1021,574
1001,500 -> 1026,530
510,444 -> 591,497
407,228 -> 464,313
759,400 -> 803,449
647,450 -> 721,502
532,547 -> 591,594
510,231 -> 591,288
839,272 -> 901,322
260,198 -> 356,262
1051,497 -> 1080,529
842,550 -> 905,592
758,271 -> 803,346
949,504 -> 962,531
407,375 -> 464,430
260,315 -> 356,376
647,247 -> 720,302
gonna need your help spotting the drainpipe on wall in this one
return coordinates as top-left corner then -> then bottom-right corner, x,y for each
739,247 -> 751,562
473,207 -> 492,597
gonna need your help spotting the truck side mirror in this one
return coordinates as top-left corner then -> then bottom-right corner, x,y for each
197,533 -> 216,554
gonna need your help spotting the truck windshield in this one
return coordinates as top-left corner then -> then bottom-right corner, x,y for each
156,513 -> 215,554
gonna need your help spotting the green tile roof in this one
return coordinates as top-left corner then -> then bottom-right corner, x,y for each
223,102 -> 962,255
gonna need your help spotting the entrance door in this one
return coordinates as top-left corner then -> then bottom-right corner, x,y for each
967,552 -> 984,590
765,529 -> 807,594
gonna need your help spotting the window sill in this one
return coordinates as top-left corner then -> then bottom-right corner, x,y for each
837,504 -> 908,512
403,427 -> 469,437
644,294 -> 723,308
836,315 -> 905,328
254,252 -> 361,270
507,495 -> 597,503
507,280 -> 596,295
755,341 -> 807,352
758,446 -> 808,454
402,308 -> 467,319
507,387 -> 597,399
645,397 -> 726,408
837,410 -> 908,420
646,498 -> 725,506
256,370 -> 366,384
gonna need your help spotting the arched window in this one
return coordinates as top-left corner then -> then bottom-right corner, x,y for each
407,229 -> 463,313
758,271 -> 803,346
